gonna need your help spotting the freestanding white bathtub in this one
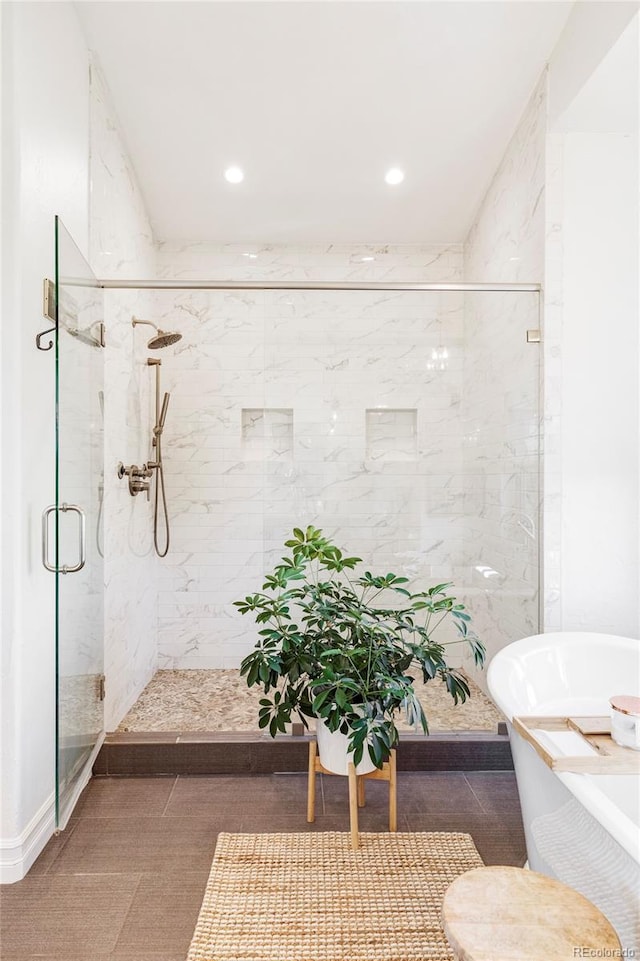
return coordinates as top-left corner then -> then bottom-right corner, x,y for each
488,632 -> 640,952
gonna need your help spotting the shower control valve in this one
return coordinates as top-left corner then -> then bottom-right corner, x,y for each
130,478 -> 150,495
117,462 -> 153,497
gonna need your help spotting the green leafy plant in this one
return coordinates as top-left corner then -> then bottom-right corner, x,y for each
234,526 -> 485,768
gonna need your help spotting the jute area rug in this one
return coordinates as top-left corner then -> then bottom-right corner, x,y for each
187,832 -> 483,961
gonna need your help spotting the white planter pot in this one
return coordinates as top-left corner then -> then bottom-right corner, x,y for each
316,716 -> 377,776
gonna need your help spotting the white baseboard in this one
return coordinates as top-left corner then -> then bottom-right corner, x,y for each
0,791 -> 56,884
0,733 -> 105,883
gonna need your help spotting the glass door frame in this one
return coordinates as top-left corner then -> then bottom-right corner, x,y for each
52,215 -> 106,827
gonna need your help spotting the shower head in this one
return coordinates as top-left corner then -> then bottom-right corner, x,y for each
148,329 -> 182,349
132,317 -> 182,349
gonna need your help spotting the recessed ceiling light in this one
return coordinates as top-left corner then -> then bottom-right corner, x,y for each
243,252 -> 258,259
224,166 -> 244,184
360,256 -> 375,262
384,168 -> 405,186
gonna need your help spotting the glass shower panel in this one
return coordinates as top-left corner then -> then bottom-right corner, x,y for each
260,289 -> 541,685
54,217 -> 105,825
155,286 -> 540,715
461,290 -> 541,674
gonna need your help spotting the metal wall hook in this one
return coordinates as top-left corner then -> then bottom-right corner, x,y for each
36,325 -> 56,351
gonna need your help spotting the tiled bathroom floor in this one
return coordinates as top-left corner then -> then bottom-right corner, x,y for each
118,668 -> 503,733
0,771 -> 526,961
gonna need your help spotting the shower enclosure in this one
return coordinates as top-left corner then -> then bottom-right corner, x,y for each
45,226 -> 542,752
107,279 -> 541,735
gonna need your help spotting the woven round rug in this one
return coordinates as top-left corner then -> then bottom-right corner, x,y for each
187,831 -> 484,961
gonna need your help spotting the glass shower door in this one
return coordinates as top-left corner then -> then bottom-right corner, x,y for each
52,217 -> 105,826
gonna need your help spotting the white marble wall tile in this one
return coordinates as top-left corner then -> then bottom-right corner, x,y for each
89,64 -> 159,730
156,243 -> 464,284
464,75 -> 546,285
153,244 -> 467,668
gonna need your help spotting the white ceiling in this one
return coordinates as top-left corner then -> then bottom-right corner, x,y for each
76,1 -> 573,244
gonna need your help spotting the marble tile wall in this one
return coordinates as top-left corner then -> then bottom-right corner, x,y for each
89,64 -> 159,731
153,235 -> 547,673
155,243 -> 463,284
462,74 -> 546,681
153,244 -> 472,669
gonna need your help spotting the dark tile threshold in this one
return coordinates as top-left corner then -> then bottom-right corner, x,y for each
95,732 -> 513,776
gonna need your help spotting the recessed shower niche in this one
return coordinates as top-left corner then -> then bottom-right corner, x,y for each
366,408 -> 418,462
242,408 -> 294,461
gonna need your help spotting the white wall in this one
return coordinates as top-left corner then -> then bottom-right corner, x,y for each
547,13 -> 639,636
560,131 -> 638,632
0,1 -> 90,882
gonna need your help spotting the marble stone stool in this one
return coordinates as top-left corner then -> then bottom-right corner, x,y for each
441,865 -> 622,961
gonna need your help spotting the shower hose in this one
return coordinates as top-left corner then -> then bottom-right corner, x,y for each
154,432 -> 170,557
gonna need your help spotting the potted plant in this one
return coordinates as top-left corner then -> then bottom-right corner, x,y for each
234,526 -> 485,771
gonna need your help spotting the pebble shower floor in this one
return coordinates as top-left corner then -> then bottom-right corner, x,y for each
117,669 -> 502,733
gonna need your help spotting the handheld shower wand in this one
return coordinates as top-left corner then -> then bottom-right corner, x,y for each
159,392 -> 170,432
147,359 -> 171,557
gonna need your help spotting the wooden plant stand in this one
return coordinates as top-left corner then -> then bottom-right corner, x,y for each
306,739 -> 397,850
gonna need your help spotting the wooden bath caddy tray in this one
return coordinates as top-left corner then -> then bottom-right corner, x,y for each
513,715 -> 640,774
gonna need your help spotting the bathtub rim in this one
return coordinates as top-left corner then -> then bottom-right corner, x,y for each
487,632 -> 640,863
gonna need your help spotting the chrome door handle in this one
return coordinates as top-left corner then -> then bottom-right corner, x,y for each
42,505 -> 57,572
42,503 -> 86,574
